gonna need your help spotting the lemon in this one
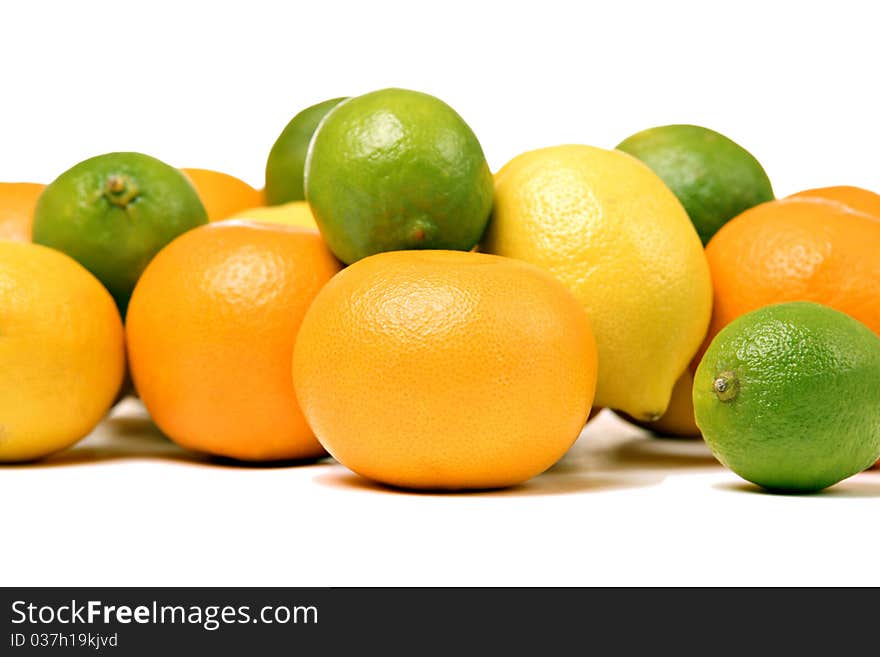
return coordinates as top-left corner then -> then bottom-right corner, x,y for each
0,241 -> 125,462
483,144 -> 712,420
617,370 -> 702,437
227,201 -> 318,231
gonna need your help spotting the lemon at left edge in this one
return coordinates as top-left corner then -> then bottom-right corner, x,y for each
0,241 -> 125,462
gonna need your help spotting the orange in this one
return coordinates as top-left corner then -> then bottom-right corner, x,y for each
789,185 -> 880,218
126,220 -> 342,461
181,168 -> 263,222
293,249 -> 598,490
790,188 -> 880,470
0,182 -> 45,242
642,190 -> 880,440
703,197 -> 880,353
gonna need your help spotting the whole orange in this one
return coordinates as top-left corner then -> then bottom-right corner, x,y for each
789,185 -> 880,218
126,221 -> 341,461
704,197 -> 880,351
638,190 -> 880,441
293,250 -> 598,490
0,182 -> 45,242
181,168 -> 263,222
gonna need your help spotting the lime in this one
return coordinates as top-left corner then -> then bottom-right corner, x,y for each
305,88 -> 494,264
32,152 -> 207,315
264,97 -> 347,205
617,124 -> 774,245
693,301 -> 880,492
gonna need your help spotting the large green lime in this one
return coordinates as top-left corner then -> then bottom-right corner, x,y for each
617,124 -> 774,245
693,301 -> 880,492
305,88 -> 494,264
32,152 -> 207,315
264,97 -> 347,205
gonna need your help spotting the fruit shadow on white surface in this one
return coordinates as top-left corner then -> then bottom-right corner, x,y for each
313,410 -> 723,497
17,402 -> 878,499
2,402 -> 723,496
714,474 -> 880,498
1,398 -> 327,470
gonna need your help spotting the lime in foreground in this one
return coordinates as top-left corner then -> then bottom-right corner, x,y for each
693,301 -> 880,492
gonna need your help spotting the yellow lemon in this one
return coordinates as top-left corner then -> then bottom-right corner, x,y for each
0,241 -> 125,462
483,144 -> 712,420
616,371 -> 702,437
228,201 -> 318,232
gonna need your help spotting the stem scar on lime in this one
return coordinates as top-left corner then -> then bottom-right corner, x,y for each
104,174 -> 139,208
713,370 -> 739,402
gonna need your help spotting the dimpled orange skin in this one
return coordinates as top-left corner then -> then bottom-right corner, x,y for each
0,182 -> 45,242
126,221 -> 341,461
181,168 -> 263,222
293,250 -> 598,490
789,185 -> 880,218
704,197 -> 880,354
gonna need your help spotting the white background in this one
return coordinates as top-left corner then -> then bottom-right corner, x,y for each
2,0 -> 879,586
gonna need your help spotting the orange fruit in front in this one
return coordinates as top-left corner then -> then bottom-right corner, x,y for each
181,168 -> 263,222
789,185 -> 880,218
126,221 -> 341,461
293,249 -> 598,490
0,182 -> 45,242
704,197 -> 880,352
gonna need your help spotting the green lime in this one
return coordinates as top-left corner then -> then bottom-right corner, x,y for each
32,152 -> 207,315
304,88 -> 494,264
264,97 -> 348,205
617,124 -> 774,245
693,301 -> 880,492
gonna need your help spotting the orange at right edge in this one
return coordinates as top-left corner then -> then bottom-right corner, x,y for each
644,186 -> 880,450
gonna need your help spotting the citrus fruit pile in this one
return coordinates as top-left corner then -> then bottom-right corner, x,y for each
2,87 -> 879,494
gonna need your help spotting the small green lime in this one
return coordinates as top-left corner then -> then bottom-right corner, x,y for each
264,97 -> 348,205
617,124 -> 774,245
32,152 -> 207,315
304,88 -> 494,264
693,301 -> 880,492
